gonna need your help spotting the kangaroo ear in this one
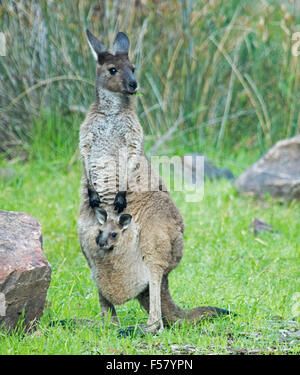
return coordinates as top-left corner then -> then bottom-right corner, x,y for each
113,32 -> 130,55
118,214 -> 132,230
86,29 -> 106,61
95,207 -> 107,225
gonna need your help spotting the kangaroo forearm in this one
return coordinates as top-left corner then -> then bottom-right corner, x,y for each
89,166 -> 119,203
88,166 -> 128,211
88,151 -> 145,207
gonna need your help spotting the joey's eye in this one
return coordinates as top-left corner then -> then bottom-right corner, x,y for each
109,67 -> 117,75
111,232 -> 118,238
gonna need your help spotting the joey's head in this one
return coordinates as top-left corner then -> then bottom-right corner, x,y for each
86,29 -> 137,98
95,208 -> 132,251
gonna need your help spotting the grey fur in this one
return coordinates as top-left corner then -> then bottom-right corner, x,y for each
113,32 -> 130,54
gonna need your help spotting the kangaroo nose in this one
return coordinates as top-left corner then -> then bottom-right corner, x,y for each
96,236 -> 107,248
128,80 -> 137,90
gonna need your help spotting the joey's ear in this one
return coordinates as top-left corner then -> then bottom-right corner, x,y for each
95,207 -> 107,225
113,32 -> 130,55
86,29 -> 106,61
118,214 -> 132,230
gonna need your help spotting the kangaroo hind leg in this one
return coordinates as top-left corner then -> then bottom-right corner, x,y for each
142,264 -> 164,333
127,265 -> 163,336
98,291 -> 120,325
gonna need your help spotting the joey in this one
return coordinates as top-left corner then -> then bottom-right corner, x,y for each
94,208 -> 131,251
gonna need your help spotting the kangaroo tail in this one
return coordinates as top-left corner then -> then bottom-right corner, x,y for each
160,275 -> 234,326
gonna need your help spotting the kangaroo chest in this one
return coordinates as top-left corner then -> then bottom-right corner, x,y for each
90,115 -> 129,160
86,114 -> 142,204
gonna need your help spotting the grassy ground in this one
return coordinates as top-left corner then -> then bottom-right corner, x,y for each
0,152 -> 299,355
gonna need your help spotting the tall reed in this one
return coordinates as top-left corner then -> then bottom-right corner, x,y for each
0,0 -> 299,159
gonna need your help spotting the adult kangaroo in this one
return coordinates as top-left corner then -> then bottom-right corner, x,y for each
78,30 -> 232,334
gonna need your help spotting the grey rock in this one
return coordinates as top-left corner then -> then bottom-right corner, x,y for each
234,135 -> 300,200
0,210 -> 51,332
250,218 -> 277,235
183,154 -> 234,183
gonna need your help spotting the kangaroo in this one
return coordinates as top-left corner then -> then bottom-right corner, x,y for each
78,30 -> 232,334
80,30 -> 142,215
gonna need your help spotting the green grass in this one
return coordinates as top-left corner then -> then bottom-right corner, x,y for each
0,152 -> 299,355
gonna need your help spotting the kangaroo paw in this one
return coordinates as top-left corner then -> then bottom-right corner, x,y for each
88,189 -> 101,208
114,191 -> 127,213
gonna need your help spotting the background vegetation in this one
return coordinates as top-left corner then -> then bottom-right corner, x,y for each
1,0 -> 300,159
0,0 -> 299,354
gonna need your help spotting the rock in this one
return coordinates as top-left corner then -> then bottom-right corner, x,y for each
183,154 -> 234,182
234,135 -> 300,200
250,218 -> 277,235
204,158 -> 234,181
0,210 -> 51,332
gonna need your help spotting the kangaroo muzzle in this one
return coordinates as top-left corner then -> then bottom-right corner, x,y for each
123,68 -> 137,94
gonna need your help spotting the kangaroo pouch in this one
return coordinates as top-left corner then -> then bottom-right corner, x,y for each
91,224 -> 150,305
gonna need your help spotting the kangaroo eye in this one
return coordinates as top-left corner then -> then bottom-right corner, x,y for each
109,67 -> 117,75
111,232 -> 118,238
